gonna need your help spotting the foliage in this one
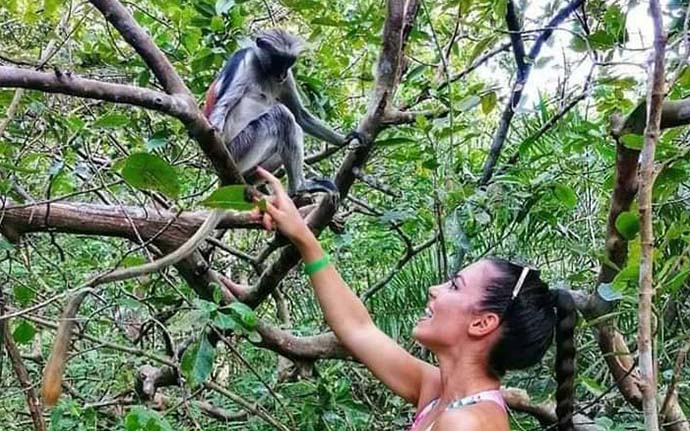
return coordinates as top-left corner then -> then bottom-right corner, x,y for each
1,0 -> 690,430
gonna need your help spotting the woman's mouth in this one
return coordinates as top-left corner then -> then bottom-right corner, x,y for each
419,306 -> 433,321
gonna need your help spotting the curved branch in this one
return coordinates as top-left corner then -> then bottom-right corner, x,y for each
88,0 -> 191,97
0,66 -> 187,117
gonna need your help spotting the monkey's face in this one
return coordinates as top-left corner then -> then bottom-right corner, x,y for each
413,260 -> 502,353
267,53 -> 296,83
256,38 -> 297,83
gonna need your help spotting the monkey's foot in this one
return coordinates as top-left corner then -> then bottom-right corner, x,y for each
344,131 -> 367,149
299,178 -> 338,194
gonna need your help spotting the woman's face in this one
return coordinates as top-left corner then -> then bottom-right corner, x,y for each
413,260 -> 499,351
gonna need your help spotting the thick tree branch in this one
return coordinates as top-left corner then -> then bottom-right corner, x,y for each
254,322 -> 349,361
0,66 -> 187,118
0,201 -> 259,248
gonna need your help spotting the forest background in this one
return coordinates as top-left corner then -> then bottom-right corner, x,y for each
0,0 -> 689,430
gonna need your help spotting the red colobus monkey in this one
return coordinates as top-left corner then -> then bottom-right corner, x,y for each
204,29 -> 355,195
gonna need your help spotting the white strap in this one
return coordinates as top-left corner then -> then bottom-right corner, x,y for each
511,267 -> 530,299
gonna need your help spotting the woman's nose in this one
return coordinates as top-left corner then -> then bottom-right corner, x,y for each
428,285 -> 439,299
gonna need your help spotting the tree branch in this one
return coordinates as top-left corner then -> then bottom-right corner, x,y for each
479,0 -> 585,185
88,0 -> 191,97
506,0 -> 528,82
0,66 -> 187,118
0,200 -> 259,248
637,2 -> 666,428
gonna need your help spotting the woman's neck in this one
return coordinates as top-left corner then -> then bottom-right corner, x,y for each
435,350 -> 501,404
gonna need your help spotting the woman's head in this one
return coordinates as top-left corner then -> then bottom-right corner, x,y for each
413,257 -> 577,431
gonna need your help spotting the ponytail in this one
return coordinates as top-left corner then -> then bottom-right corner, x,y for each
552,289 -> 577,431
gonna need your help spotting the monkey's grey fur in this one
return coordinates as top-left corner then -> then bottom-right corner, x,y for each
206,28 -> 344,194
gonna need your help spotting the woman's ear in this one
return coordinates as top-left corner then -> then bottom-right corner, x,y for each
468,312 -> 501,337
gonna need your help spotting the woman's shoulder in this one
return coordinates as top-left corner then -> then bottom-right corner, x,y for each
433,403 -> 509,431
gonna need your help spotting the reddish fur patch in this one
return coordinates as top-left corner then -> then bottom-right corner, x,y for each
203,80 -> 218,119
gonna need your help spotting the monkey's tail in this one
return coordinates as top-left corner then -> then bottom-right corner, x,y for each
42,288 -> 92,406
42,209 -> 224,406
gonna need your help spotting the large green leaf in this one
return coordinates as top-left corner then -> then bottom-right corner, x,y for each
121,153 -> 180,198
123,407 -> 173,431
12,320 -> 36,344
201,185 -> 254,210
615,211 -> 639,240
553,183 -> 577,209
181,334 -> 216,387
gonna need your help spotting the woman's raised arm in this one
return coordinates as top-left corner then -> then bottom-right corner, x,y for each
255,167 -> 437,404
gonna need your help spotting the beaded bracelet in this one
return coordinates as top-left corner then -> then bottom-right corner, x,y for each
303,254 -> 331,276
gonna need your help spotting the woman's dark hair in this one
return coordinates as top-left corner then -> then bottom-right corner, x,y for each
480,257 -> 577,431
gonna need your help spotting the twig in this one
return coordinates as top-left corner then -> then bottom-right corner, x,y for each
637,1 -> 666,429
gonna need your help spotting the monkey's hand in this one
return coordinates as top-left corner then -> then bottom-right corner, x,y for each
343,131 -> 367,149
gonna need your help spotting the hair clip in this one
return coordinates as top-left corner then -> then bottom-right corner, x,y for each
511,267 -> 530,299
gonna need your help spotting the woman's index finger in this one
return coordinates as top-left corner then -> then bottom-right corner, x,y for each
256,167 -> 288,197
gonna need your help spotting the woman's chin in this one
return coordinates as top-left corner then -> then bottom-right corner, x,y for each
412,319 -> 432,345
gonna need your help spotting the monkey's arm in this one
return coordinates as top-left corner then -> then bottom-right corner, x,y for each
207,81 -> 247,132
280,74 -> 345,146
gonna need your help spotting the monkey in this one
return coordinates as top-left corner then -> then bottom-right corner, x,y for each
42,209 -> 224,406
204,28 -> 359,195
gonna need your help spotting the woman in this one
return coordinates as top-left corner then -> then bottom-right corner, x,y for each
253,167 -> 577,431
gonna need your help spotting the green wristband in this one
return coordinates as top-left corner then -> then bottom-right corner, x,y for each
303,254 -> 331,276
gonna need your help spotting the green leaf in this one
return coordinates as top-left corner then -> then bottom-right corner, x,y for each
228,302 -> 257,329
122,255 -> 146,267
480,91 -> 497,115
210,16 -> 224,32
612,264 -> 639,292
12,320 -> 36,344
663,268 -> 690,294
124,406 -> 173,431
580,376 -> 604,396
181,335 -> 215,387
247,330 -> 262,343
620,133 -> 643,150
13,285 -> 34,305
121,153 -> 180,198
145,131 -> 169,151
213,312 -> 238,330
93,113 -> 130,128
201,185 -> 253,210
456,95 -> 481,112
468,35 -> 498,65
44,0 -> 60,18
677,66 -> 690,87
406,65 -> 426,81
422,157 -> 440,171
615,211 -> 640,240
553,183 -> 577,209
588,30 -> 616,49
0,238 -> 13,251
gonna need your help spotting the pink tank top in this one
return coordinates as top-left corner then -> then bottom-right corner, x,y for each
409,389 -> 506,431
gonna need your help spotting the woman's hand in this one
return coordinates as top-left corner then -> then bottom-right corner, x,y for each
254,167 -> 314,244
